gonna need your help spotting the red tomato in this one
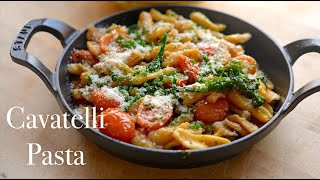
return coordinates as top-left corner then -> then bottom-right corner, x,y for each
99,32 -> 117,53
136,96 -> 173,131
92,90 -> 120,111
97,108 -> 135,142
176,78 -> 188,86
164,81 -> 172,89
195,98 -> 229,123
235,55 -> 257,74
72,50 -> 99,66
177,54 -> 199,84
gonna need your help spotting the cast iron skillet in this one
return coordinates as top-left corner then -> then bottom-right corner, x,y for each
10,5 -> 320,168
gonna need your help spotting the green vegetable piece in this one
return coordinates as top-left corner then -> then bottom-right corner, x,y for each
147,33 -> 167,72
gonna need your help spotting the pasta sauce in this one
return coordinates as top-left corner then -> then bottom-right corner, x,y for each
68,9 -> 280,150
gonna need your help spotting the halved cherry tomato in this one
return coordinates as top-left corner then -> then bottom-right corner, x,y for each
92,90 -> 120,111
235,55 -> 257,74
97,108 -> 135,142
71,50 -> 99,66
136,96 -> 173,131
177,54 -> 199,84
195,98 -> 229,123
99,32 -> 117,53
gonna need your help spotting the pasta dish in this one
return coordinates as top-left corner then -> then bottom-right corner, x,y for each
68,9 -> 281,150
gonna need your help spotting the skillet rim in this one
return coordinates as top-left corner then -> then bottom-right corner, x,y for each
54,4 -> 294,154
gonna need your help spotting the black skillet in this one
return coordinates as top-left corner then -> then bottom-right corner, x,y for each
10,5 -> 320,168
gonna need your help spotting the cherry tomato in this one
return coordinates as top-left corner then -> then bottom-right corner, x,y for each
99,32 -> 117,53
195,98 -> 229,123
177,54 -> 199,84
235,55 -> 257,74
97,108 -> 135,142
71,50 -> 99,66
136,96 -> 173,131
92,90 -> 120,111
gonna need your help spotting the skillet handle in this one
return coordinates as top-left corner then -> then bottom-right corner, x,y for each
10,18 -> 77,95
283,39 -> 320,114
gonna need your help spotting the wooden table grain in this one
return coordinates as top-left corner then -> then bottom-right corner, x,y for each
1,1 -> 320,179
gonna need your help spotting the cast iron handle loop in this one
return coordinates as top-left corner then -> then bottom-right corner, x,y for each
283,39 -> 320,114
10,18 -> 77,95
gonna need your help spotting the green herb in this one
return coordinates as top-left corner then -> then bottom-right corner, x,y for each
202,54 -> 210,63
128,24 -> 137,34
189,121 -> 203,130
147,33 -> 167,72
118,35 -> 137,49
189,60 -> 265,107
190,58 -> 198,64
136,34 -> 147,47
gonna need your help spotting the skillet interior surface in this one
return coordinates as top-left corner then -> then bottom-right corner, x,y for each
55,5 -> 293,168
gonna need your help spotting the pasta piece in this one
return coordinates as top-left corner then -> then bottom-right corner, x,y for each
137,11 -> 154,29
163,139 -> 181,149
72,89 -> 83,100
87,41 -> 101,56
190,12 -> 226,32
227,114 -> 258,133
93,60 -> 133,75
148,127 -> 175,146
213,120 -> 238,137
224,119 -> 249,136
106,24 -> 128,35
129,67 -> 176,85
180,91 -> 208,105
162,49 -> 200,67
80,72 -> 92,86
257,80 -> 281,103
175,19 -> 195,32
227,89 -> 273,123
165,9 -> 179,18
173,128 -> 230,149
152,26 -> 172,42
125,51 -> 144,67
206,92 -> 226,104
150,8 -> 177,23
224,33 -> 252,44
67,63 -> 87,75
131,130 -> 161,149
86,26 -> 106,42
144,46 -> 160,61
229,104 -> 251,121
227,44 -> 244,58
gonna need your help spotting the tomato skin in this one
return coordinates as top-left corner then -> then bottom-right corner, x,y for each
176,78 -> 188,86
195,98 -> 229,123
136,96 -> 173,131
164,81 -> 172,89
72,50 -> 99,66
99,32 -> 117,53
177,54 -> 199,84
97,108 -> 135,142
235,55 -> 257,74
92,90 -> 120,111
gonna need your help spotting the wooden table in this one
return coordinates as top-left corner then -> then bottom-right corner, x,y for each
1,1 -> 320,178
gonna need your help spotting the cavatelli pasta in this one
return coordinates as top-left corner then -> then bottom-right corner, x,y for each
69,9 -> 281,150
